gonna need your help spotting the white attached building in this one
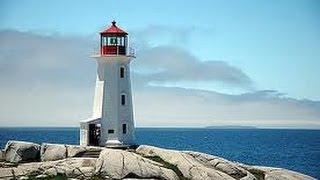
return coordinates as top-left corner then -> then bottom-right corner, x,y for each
80,21 -> 135,147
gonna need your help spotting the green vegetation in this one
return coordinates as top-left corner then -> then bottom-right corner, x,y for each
25,173 -> 68,180
247,169 -> 265,180
25,174 -> 107,180
145,155 -> 189,180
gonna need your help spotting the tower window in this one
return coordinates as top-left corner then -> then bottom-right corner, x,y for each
108,129 -> 114,134
120,67 -> 125,78
121,94 -> 126,105
109,37 -> 117,45
122,124 -> 127,134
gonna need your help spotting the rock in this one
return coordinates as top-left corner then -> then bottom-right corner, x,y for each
43,167 -> 58,176
66,145 -> 86,157
0,161 -> 17,168
65,145 -> 105,158
136,145 -> 236,180
85,145 -> 106,152
4,141 -> 40,163
41,143 -> 66,161
0,158 -> 97,179
0,150 -> 4,162
0,141 -> 316,179
264,168 -> 315,180
0,166 -> 29,178
68,166 -> 95,178
19,176 -> 30,180
184,151 -> 255,179
237,164 -> 316,180
35,174 -> 48,179
95,148 -> 179,179
136,145 -> 316,180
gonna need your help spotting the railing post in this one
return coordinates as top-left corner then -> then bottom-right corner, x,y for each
117,46 -> 119,55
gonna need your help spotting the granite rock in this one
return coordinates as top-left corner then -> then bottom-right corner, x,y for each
0,157 -> 97,179
136,145 -> 236,180
136,145 -> 315,180
4,141 -> 40,163
0,141 -> 316,180
0,150 -> 4,162
66,145 -> 87,157
95,148 -> 179,179
65,145 -> 105,158
41,143 -> 66,161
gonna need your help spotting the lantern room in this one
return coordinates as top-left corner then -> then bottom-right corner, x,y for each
100,21 -> 128,55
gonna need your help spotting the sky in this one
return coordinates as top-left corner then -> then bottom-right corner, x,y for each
0,0 -> 319,128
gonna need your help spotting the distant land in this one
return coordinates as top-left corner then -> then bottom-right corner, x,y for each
0,126 -> 319,130
205,125 -> 258,129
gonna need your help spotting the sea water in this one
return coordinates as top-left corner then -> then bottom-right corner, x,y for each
0,128 -> 319,178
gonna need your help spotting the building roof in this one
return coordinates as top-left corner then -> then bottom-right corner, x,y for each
80,117 -> 101,124
100,21 -> 128,35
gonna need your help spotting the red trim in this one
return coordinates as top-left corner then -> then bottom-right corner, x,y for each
101,45 -> 126,55
100,21 -> 128,35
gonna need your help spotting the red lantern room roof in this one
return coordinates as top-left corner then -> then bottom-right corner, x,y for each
100,21 -> 128,35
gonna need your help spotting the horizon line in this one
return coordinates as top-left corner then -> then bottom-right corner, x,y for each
0,125 -> 319,130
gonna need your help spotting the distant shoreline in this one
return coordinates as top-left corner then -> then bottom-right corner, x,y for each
205,125 -> 258,129
0,126 -> 319,130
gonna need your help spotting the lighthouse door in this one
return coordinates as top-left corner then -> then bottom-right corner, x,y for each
88,124 -> 100,146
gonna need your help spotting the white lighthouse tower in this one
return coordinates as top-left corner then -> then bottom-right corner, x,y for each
80,21 -> 135,147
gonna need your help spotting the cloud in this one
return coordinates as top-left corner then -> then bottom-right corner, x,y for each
131,25 -> 252,90
134,87 -> 320,127
133,46 -> 252,87
0,29 -> 319,128
0,30 -> 95,87
0,30 -> 96,126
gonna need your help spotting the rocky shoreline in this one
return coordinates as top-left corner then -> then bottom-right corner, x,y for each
0,140 -> 315,180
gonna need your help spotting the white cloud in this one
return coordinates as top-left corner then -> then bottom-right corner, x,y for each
133,46 -> 252,87
0,30 -> 319,128
134,87 -> 320,127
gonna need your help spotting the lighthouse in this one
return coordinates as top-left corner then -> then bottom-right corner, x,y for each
80,21 -> 135,147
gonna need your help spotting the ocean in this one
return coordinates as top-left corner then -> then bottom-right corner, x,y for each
0,128 -> 319,178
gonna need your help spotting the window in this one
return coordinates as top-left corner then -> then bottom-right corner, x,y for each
121,94 -> 126,105
122,124 -> 127,134
101,36 -> 106,46
108,129 -> 114,134
118,37 -> 122,46
110,37 -> 117,45
120,67 -> 125,78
